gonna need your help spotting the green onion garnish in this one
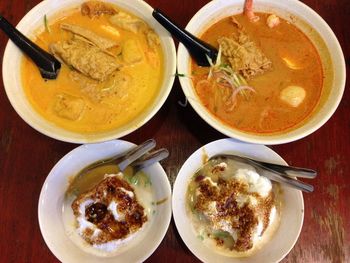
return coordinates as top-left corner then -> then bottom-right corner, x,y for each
44,15 -> 50,33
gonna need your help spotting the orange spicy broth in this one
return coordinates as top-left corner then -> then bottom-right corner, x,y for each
21,5 -> 164,134
191,13 -> 323,134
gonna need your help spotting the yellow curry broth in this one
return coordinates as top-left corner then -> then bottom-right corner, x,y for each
192,13 -> 323,134
21,7 -> 163,133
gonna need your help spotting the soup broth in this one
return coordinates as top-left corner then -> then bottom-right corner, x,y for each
21,3 -> 164,133
191,13 -> 323,134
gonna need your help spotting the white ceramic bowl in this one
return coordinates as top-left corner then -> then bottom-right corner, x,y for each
2,0 -> 176,143
173,138 -> 304,263
38,140 -> 172,263
177,0 -> 346,145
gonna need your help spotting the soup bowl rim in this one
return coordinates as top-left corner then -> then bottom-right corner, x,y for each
2,0 -> 177,143
177,0 -> 346,145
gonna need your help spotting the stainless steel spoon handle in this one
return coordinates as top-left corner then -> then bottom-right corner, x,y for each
209,154 -> 315,193
0,14 -> 61,79
261,170 -> 314,193
118,139 -> 156,171
247,156 -> 315,192
214,154 -> 317,179
132,148 -> 169,171
255,160 -> 317,179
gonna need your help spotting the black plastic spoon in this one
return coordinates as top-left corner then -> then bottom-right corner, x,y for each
0,14 -> 61,79
152,8 -> 218,67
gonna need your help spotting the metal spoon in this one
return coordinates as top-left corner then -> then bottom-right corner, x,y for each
78,139 -> 157,178
0,14 -> 61,79
132,148 -> 169,172
152,8 -> 218,67
209,154 -> 316,193
76,139 -> 170,180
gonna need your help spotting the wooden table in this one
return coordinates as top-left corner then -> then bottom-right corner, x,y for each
0,0 -> 349,262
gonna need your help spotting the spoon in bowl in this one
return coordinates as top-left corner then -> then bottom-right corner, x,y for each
152,8 -> 217,67
75,139 -> 169,181
209,154 -> 316,193
77,139 -> 157,178
0,14 -> 61,79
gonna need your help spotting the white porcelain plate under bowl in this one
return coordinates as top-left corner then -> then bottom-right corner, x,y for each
38,140 -> 172,263
173,138 -> 304,263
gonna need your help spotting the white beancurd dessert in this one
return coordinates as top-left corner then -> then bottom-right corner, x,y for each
187,156 -> 282,257
63,165 -> 155,257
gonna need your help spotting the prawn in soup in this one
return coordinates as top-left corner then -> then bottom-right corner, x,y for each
191,13 -> 323,134
21,1 -> 164,134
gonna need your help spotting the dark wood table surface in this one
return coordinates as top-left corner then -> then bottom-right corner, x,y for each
0,0 -> 349,262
